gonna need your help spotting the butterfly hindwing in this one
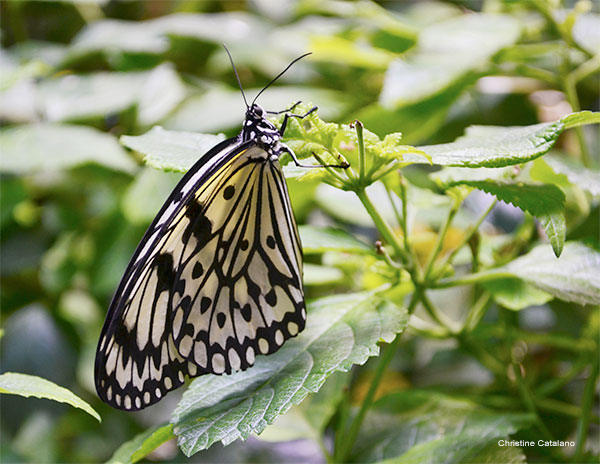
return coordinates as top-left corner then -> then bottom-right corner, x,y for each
95,141 -> 305,411
170,144 -> 305,375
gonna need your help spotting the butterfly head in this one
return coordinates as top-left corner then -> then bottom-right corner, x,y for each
242,103 -> 280,144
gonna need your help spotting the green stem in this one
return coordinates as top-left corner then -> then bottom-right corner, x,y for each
462,292 -> 492,332
537,357 -> 589,396
436,198 -> 497,275
356,188 -> 410,265
502,309 -> 555,442
354,120 -> 366,186
409,316 -> 452,338
338,331 -> 404,462
492,63 -> 559,86
333,388 -> 351,461
424,198 -> 460,281
571,54 -> 600,84
385,185 -> 403,234
563,74 -> 591,167
574,353 -> 600,461
420,291 -> 457,333
482,326 -> 595,353
433,269 -> 515,288
536,397 -> 600,425
512,363 -> 555,441
398,175 -> 422,279
458,334 -> 506,377
312,151 -> 350,187
530,0 -> 594,59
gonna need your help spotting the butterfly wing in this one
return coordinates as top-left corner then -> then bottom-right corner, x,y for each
95,140 -> 305,411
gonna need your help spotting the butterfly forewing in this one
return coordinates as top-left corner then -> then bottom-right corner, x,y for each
95,142 -> 305,411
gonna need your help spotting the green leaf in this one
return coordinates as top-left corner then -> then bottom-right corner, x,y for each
164,85 -> 350,134
572,13 -> 600,55
108,424 -> 174,464
34,65 -> 185,125
258,371 -> 350,443
0,123 -> 136,174
120,126 -> 225,173
121,168 -> 182,225
299,225 -> 372,254
561,110 -> 600,129
154,12 -> 268,45
310,35 -> 395,70
351,390 -> 534,463
543,154 -> 600,198
69,19 -> 169,55
483,278 -> 553,311
502,242 -> 600,305
171,292 -> 408,456
0,372 -> 100,422
441,180 -> 566,257
381,14 -> 520,108
416,111 -> 600,167
303,263 -> 344,286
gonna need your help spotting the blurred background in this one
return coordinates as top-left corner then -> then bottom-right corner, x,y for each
1,0 -> 598,462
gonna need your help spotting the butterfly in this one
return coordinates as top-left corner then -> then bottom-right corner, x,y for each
95,47 -> 348,411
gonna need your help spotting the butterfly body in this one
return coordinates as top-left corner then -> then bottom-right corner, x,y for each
95,101 -> 309,411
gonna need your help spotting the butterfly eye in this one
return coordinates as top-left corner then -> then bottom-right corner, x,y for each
253,105 -> 264,117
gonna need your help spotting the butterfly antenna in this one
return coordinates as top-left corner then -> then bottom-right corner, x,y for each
252,52 -> 312,106
223,44 -> 249,109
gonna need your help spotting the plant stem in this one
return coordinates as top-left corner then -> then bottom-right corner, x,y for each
502,309 -> 555,443
512,362 -> 555,441
536,397 -> 600,425
537,357 -> 589,396
333,388 -> 351,461
354,120 -> 366,185
530,0 -> 594,59
356,188 -> 410,265
338,331 -> 405,462
563,73 -> 591,167
420,291 -> 457,333
424,197 -> 460,281
385,185 -> 403,235
462,292 -> 492,332
574,353 -> 600,461
437,198 -> 497,275
458,334 -> 506,377
433,269 -> 515,288
492,63 -> 559,86
571,54 -> 600,84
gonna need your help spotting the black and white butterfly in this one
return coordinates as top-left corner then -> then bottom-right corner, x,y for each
95,47 -> 347,411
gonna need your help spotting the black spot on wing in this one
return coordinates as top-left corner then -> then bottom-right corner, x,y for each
200,296 -> 212,313
192,262 -> 204,279
223,185 -> 235,200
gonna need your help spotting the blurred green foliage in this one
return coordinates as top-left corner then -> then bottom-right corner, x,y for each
1,1 -> 599,463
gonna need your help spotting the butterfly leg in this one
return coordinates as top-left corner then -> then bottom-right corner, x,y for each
279,106 -> 318,136
267,101 -> 302,115
279,145 -> 349,169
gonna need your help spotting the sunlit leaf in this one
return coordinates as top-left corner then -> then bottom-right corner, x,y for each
351,390 -> 533,463
483,279 -> 553,311
543,154 -> 600,198
438,179 -> 566,257
120,126 -> 225,173
381,14 -> 520,108
502,242 -> 600,305
0,123 -> 136,174
0,372 -> 100,422
171,292 -> 408,456
108,424 -> 174,464
300,225 -> 372,254
416,111 -> 600,167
